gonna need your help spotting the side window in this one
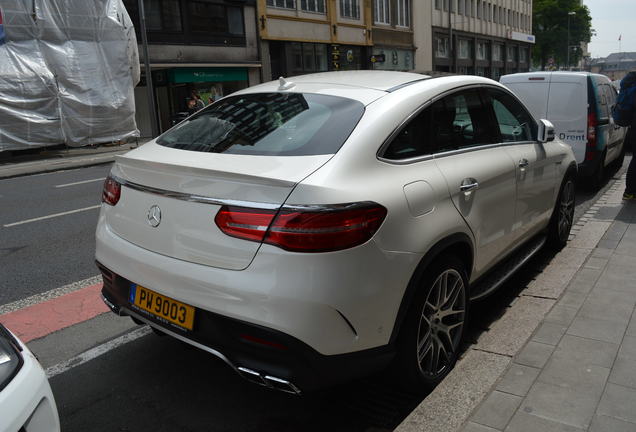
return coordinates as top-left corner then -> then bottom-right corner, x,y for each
383,107 -> 433,160
432,89 -> 495,153
486,88 -> 537,142
594,81 -> 610,122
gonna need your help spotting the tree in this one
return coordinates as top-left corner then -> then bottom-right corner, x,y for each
533,0 -> 592,70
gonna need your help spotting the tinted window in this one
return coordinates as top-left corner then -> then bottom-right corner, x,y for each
383,108 -> 433,160
156,93 -> 365,156
432,89 -> 496,152
486,88 -> 537,142
593,79 -> 611,122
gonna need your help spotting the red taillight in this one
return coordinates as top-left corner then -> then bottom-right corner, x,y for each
102,175 -> 121,206
215,203 -> 387,253
586,112 -> 597,161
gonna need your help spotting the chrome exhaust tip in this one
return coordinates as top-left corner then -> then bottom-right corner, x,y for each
236,367 -> 301,395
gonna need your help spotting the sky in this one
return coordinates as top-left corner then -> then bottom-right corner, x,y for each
584,0 -> 636,58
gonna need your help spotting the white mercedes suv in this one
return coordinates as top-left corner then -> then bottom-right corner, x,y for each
96,71 -> 576,394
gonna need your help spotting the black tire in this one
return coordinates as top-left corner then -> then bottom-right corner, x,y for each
587,151 -> 606,190
392,255 -> 468,392
547,173 -> 576,250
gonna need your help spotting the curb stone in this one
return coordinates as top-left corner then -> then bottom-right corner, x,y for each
395,175 -> 625,432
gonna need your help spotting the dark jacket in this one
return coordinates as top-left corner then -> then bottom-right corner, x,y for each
621,71 -> 636,129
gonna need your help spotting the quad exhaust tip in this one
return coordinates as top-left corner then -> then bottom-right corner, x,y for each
237,367 -> 301,395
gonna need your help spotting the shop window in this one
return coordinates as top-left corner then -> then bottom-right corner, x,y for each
302,0 -> 326,13
519,47 -> 528,63
189,3 -> 244,35
267,0 -> 295,9
458,40 -> 472,59
288,42 -> 329,75
339,0 -> 359,19
396,0 -> 410,27
374,0 -> 390,24
435,36 -> 449,58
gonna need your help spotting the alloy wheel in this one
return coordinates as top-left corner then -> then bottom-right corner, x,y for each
416,268 -> 466,378
558,180 -> 575,241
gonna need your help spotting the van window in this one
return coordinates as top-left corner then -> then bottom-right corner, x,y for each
432,89 -> 496,153
486,88 -> 537,142
156,93 -> 365,156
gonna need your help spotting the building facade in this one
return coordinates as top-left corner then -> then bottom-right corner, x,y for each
123,0 -> 260,136
414,0 -> 534,79
591,52 -> 636,82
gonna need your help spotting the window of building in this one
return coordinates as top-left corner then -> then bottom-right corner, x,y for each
476,0 -> 482,18
486,2 -> 491,21
396,0 -> 410,27
288,42 -> 328,75
492,44 -> 503,61
458,0 -> 464,15
339,0 -> 359,18
507,45 -> 516,62
143,0 -> 182,32
374,0 -> 390,24
468,0 -> 474,17
267,0 -> 295,8
476,41 -> 489,60
302,0 -> 326,13
443,0 -> 449,11
458,39 -> 471,59
519,47 -> 528,63
189,2 -> 244,35
435,0 -> 442,10
450,0 -> 455,13
435,36 -> 450,58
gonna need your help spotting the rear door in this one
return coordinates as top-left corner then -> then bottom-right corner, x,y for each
432,88 -> 517,277
600,80 -> 626,163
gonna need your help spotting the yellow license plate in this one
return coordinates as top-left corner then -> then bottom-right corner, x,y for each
130,285 -> 195,331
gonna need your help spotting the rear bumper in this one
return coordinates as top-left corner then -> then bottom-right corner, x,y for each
98,261 -> 395,392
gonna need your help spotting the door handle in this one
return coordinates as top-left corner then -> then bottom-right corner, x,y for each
518,159 -> 529,168
460,178 -> 479,192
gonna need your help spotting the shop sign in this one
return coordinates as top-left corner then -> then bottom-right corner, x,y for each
370,54 -> 386,63
168,67 -> 248,84
509,31 -> 535,44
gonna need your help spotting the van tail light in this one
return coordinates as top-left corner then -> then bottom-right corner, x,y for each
586,111 -> 597,161
102,175 -> 121,206
215,203 -> 387,253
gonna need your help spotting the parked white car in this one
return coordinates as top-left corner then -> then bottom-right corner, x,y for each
500,72 -> 627,188
96,71 -> 576,393
0,324 -> 60,432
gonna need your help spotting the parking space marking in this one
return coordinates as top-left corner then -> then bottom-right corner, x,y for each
3,204 -> 101,227
54,177 -> 105,188
46,326 -> 151,378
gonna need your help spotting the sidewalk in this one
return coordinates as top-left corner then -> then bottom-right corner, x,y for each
0,138 -> 151,179
398,174 -> 636,432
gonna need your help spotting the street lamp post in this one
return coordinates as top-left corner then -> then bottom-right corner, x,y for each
567,11 -> 576,70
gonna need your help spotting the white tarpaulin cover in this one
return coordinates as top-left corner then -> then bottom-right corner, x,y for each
0,0 -> 140,151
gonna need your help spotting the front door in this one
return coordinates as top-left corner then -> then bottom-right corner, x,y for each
483,87 -> 557,243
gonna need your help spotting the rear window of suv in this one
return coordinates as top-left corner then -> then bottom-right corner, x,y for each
156,93 -> 365,156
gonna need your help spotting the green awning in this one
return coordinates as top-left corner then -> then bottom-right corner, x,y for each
168,67 -> 248,84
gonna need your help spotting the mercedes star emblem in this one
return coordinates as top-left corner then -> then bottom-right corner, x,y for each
147,205 -> 162,227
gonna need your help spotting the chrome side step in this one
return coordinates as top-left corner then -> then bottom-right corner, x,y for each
470,235 -> 546,301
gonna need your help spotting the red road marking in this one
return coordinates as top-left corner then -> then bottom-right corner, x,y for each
0,283 -> 108,342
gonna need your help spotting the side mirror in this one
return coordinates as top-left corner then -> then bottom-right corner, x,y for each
538,119 -> 555,143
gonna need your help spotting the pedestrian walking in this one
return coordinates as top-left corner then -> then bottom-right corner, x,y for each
612,71 -> 636,200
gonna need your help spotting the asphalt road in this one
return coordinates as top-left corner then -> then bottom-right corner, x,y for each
0,164 -> 111,304
1,158 -> 630,431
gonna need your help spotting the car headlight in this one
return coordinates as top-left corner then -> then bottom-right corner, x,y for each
0,324 -> 24,392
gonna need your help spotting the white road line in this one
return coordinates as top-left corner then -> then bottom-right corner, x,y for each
3,204 -> 101,227
55,177 -> 105,188
46,326 -> 152,378
0,275 -> 102,315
